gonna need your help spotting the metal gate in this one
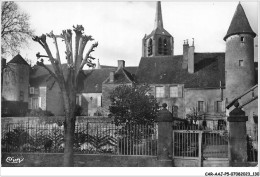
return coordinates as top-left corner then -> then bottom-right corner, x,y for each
172,119 -> 229,167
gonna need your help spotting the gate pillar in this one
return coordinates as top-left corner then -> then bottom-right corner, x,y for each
156,103 -> 174,167
227,104 -> 248,167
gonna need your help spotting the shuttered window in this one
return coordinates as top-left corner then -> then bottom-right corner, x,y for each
170,86 -> 178,97
170,85 -> 183,98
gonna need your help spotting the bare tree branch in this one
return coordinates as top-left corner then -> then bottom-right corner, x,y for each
36,59 -> 58,81
1,1 -> 34,57
78,42 -> 98,71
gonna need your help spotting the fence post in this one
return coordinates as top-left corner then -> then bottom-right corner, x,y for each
198,131 -> 202,167
156,103 -> 174,167
227,105 -> 248,167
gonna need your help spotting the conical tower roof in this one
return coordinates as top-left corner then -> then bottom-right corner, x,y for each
8,54 -> 29,66
224,3 -> 256,41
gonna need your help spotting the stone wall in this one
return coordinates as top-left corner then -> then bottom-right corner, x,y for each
184,88 -> 225,119
149,84 -> 184,118
2,63 -> 29,102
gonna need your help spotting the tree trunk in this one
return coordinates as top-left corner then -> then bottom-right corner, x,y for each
63,112 -> 76,166
62,89 -> 76,167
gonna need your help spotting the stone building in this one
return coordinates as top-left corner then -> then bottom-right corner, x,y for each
2,54 -> 30,116
1,2 -> 257,133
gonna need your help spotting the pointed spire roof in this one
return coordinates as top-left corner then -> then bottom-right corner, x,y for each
224,3 -> 256,41
154,1 -> 163,29
146,1 -> 172,38
8,54 -> 29,66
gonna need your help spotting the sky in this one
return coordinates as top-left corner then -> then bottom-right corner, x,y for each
13,1 -> 258,67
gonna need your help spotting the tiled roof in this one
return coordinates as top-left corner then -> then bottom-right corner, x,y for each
224,3 -> 256,41
102,67 -> 135,85
30,63 -> 137,93
146,27 -> 172,39
135,53 -> 225,88
78,68 -> 115,93
8,54 -> 29,66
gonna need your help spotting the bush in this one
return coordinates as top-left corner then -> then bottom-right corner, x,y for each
26,108 -> 54,117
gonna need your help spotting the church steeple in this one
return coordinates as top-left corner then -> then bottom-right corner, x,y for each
142,1 -> 174,57
154,1 -> 163,29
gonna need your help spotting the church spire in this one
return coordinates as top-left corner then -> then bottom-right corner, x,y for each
154,1 -> 163,29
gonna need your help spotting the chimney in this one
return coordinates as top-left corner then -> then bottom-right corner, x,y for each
96,59 -> 101,69
182,39 -> 189,69
109,71 -> 115,83
118,60 -> 125,69
188,38 -> 195,73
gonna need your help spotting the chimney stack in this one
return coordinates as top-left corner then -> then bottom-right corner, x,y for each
188,38 -> 195,73
109,71 -> 115,83
118,60 -> 125,69
182,39 -> 189,69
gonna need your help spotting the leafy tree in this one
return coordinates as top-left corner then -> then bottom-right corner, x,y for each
109,84 -> 159,125
1,2 -> 34,56
32,25 -> 98,166
186,107 -> 204,124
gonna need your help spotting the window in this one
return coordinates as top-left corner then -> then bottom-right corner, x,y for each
32,98 -> 39,109
158,37 -> 163,54
34,88 -> 39,95
19,75 -> 24,83
76,95 -> 82,106
217,120 -> 226,130
239,60 -> 244,67
241,36 -> 244,42
198,101 -> 204,112
148,38 -> 153,56
155,86 -> 164,98
170,85 -> 183,98
170,86 -> 178,97
97,96 -> 102,107
20,91 -> 24,101
163,38 -> 168,55
29,87 -> 34,94
215,101 -> 223,113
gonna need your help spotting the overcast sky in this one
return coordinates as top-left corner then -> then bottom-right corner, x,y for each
15,1 -> 258,67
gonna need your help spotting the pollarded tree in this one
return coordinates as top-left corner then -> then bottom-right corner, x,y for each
1,1 -> 34,56
32,25 -> 98,166
109,84 -> 159,125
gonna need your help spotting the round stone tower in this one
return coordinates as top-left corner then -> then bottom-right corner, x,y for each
2,54 -> 30,102
224,3 -> 256,104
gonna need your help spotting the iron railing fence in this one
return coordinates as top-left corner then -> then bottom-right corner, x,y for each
1,122 -> 158,156
247,127 -> 258,162
173,131 -> 200,158
173,118 -> 228,159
